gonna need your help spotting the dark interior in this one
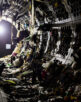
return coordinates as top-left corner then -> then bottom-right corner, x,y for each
0,0 -> 81,102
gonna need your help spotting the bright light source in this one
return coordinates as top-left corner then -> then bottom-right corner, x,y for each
6,44 -> 11,49
0,24 -> 6,36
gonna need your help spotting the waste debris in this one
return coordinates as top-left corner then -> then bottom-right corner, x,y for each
0,33 -> 81,102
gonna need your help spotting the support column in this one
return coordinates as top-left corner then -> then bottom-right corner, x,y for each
30,0 -> 35,36
11,21 -> 14,45
44,32 -> 51,53
55,27 -> 61,53
71,25 -> 76,38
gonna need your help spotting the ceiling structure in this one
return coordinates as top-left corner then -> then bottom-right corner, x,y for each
0,0 -> 81,64
0,0 -> 81,30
